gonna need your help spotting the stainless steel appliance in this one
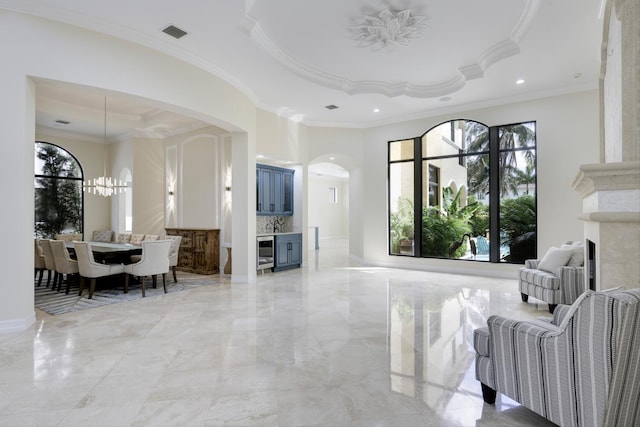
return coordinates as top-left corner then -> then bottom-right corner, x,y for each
256,235 -> 274,270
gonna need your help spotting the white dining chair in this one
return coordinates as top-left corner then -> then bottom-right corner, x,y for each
39,239 -> 57,288
166,235 -> 182,282
34,239 -> 48,287
49,239 -> 79,294
124,239 -> 172,297
74,241 -> 126,299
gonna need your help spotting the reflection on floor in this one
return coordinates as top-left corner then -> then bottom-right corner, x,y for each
0,239 -> 556,426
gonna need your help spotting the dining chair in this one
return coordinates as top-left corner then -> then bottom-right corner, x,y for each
129,233 -> 145,245
124,239 -> 172,297
117,233 -> 131,243
143,234 -> 159,241
166,235 -> 183,282
74,241 -> 126,299
39,239 -> 58,288
49,240 -> 79,294
34,239 -> 48,286
54,233 -> 83,242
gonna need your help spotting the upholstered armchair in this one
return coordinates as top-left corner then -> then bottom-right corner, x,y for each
74,242 -> 125,299
519,241 -> 585,313
49,240 -> 79,294
124,239 -> 171,297
474,288 -> 640,427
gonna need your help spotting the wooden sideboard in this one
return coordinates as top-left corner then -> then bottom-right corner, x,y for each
165,228 -> 220,275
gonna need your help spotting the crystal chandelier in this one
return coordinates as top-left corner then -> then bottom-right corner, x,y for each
83,97 -> 128,197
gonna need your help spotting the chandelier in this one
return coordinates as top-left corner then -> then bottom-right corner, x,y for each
351,9 -> 426,50
83,97 -> 128,197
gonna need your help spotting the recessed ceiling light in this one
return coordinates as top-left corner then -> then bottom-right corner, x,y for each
373,108 -> 380,113
329,157 -> 335,160
516,79 -> 525,85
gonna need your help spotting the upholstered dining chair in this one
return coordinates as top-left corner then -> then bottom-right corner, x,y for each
39,239 -> 57,288
166,235 -> 182,282
74,242 -> 125,299
92,230 -> 114,242
143,234 -> 159,241
49,240 -> 79,294
474,288 -> 640,427
34,239 -> 48,287
129,233 -> 145,245
124,239 -> 171,297
54,233 -> 83,242
117,233 -> 132,243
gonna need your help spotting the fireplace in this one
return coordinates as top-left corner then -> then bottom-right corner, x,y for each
572,162 -> 640,291
587,239 -> 596,291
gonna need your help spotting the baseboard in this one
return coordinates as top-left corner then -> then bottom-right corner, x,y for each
0,312 -> 36,334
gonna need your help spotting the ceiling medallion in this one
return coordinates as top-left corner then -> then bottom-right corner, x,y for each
351,9 -> 426,51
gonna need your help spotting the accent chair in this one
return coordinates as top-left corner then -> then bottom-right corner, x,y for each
519,241 -> 585,313
474,288 -> 640,427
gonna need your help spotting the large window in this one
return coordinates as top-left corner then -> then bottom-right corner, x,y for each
34,142 -> 84,238
388,120 -> 536,264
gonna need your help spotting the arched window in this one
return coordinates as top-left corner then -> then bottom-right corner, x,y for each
388,119 -> 537,263
34,141 -> 84,238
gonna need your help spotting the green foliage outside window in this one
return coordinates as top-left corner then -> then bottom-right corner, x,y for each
34,142 -> 83,238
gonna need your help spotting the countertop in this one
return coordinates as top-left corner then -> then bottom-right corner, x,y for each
256,231 -> 302,237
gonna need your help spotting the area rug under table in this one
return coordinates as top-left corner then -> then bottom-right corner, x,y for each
34,275 -> 217,316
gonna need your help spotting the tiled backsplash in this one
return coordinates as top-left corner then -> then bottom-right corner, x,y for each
256,216 -> 294,234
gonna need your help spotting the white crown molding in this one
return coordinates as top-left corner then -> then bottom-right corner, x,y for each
244,0 -> 540,98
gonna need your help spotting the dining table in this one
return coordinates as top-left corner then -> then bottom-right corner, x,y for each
66,241 -> 142,264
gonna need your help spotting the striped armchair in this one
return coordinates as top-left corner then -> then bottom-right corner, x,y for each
474,288 -> 640,427
519,242 -> 585,313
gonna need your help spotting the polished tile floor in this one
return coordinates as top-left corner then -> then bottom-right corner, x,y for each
1,239 -> 557,426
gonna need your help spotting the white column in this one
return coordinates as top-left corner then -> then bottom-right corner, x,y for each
0,73 -> 36,332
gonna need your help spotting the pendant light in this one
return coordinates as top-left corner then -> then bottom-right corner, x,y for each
83,96 -> 128,197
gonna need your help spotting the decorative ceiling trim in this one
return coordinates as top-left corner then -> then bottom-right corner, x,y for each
350,9 -> 426,51
244,0 -> 540,98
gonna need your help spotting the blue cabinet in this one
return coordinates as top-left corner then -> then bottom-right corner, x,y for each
274,233 -> 302,271
257,164 -> 294,216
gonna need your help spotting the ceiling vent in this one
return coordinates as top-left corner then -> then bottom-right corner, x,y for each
162,25 -> 188,39
55,120 -> 70,125
325,104 -> 339,110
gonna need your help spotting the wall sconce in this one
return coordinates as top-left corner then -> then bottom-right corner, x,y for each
168,190 -> 175,196
225,186 -> 231,192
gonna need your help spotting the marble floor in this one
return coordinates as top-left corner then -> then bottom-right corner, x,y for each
1,239 -> 558,427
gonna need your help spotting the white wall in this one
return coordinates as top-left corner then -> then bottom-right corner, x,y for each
308,175 -> 349,239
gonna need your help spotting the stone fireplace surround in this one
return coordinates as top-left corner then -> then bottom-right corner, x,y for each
572,161 -> 640,290
572,0 -> 639,291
